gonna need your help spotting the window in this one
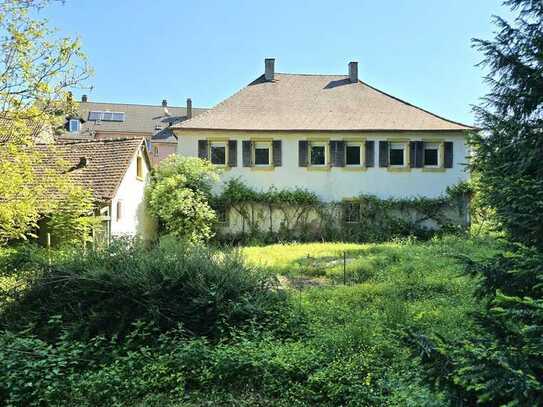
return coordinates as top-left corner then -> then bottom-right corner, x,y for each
310,143 -> 326,166
389,143 -> 406,166
116,201 -> 122,222
254,141 -> 271,166
424,143 -> 440,167
215,204 -> 228,224
68,119 -> 80,133
344,202 -> 361,223
87,111 -> 125,122
346,143 -> 362,166
136,156 -> 143,179
210,142 -> 227,165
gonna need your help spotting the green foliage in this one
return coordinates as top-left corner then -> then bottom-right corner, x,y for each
145,156 -> 219,242
0,238 -> 291,340
0,236 -> 501,406
411,2 -> 543,405
216,179 -> 469,244
0,0 -> 92,244
470,0 -> 543,249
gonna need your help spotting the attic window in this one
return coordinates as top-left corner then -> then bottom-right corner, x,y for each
88,111 -> 125,122
68,119 -> 80,133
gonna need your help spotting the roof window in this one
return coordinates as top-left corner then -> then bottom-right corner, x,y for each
88,111 -> 126,122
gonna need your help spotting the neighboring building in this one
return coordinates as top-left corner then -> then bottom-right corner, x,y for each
62,97 -> 207,166
174,59 -> 474,234
36,137 -> 154,240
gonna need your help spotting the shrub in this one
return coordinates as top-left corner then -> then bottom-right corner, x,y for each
145,156 -> 219,243
0,238 -> 291,340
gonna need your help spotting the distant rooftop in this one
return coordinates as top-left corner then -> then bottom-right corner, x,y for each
68,99 -> 208,137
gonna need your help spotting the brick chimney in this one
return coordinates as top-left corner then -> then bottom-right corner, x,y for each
186,98 -> 192,119
348,61 -> 358,83
265,58 -> 275,81
81,94 -> 88,102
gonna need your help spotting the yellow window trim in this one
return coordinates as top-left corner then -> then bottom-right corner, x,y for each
344,140 -> 366,168
306,139 -> 330,168
422,167 -> 446,173
306,165 -> 331,172
251,139 -> 273,168
387,140 -> 410,169
208,140 -> 229,167
387,167 -> 411,173
422,140 -> 445,169
251,166 -> 275,172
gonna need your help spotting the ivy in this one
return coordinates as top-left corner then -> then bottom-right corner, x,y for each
213,178 -> 469,244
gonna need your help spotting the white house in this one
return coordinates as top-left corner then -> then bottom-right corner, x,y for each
174,59 -> 474,234
37,137 -> 153,241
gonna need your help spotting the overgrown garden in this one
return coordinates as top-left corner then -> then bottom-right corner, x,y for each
1,0 -> 542,405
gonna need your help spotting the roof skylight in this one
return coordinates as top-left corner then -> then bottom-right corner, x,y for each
88,111 -> 126,122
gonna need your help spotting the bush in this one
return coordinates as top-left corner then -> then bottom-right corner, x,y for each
145,156 -> 219,243
0,238 -> 292,340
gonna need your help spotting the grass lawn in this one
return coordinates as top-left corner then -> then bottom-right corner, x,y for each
244,235 -> 501,343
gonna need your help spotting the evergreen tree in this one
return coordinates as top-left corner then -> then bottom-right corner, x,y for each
416,1 -> 543,404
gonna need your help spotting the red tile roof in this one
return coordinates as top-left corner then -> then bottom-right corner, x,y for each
35,138 -> 146,202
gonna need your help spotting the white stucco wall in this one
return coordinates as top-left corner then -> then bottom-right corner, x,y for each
176,130 -> 470,201
110,148 -> 151,237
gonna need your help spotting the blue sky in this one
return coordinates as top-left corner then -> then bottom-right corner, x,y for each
41,0 -> 512,125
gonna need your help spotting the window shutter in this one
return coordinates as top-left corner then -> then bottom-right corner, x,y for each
410,141 -> 424,168
198,140 -> 208,160
299,140 -> 309,167
336,141 -> 345,167
228,140 -> 237,167
242,140 -> 253,167
416,141 -> 424,168
272,140 -> 282,166
365,140 -> 375,167
379,141 -> 389,167
330,141 -> 345,167
444,141 -> 453,168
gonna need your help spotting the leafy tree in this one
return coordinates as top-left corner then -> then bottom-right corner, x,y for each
0,0 -> 93,244
145,156 -> 219,243
415,1 -> 543,405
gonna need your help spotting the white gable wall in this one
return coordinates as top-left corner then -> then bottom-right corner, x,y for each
110,148 -> 150,237
176,130 -> 470,201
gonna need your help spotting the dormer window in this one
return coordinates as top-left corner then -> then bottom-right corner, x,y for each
69,119 -> 80,133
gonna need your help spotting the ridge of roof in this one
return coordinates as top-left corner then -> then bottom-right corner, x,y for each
58,136 -> 145,145
79,100 -> 209,109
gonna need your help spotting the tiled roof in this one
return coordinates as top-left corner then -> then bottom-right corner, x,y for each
35,138 -> 145,202
71,101 -> 208,137
0,117 -> 53,143
175,74 -> 473,132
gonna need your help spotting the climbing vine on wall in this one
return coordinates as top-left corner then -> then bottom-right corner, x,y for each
212,178 -> 470,244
